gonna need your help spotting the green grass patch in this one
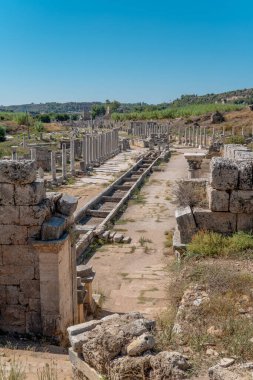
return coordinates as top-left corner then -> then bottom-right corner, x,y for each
187,230 -> 253,258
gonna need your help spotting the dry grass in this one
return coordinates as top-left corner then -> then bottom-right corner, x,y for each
157,259 -> 253,363
0,357 -> 26,380
173,180 -> 207,208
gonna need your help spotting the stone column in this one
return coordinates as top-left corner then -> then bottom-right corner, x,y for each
31,148 -> 36,161
11,146 -> 18,160
51,151 -> 57,182
184,153 -> 206,179
70,139 -> 75,176
203,127 -> 207,147
62,143 -> 67,180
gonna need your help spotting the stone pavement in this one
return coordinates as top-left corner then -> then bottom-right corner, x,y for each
90,150 -> 190,318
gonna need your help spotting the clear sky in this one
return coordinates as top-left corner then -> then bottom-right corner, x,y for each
1,0 -> 253,105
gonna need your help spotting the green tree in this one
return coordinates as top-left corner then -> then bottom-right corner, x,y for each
91,104 -> 106,119
38,114 -> 51,123
0,125 -> 6,142
34,121 -> 44,133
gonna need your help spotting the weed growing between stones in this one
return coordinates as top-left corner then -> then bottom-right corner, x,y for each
139,236 -> 152,246
37,361 -> 58,380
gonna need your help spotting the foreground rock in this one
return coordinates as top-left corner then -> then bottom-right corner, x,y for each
209,361 -> 253,379
68,312 -> 191,379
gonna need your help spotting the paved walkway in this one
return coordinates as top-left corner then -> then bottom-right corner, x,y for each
90,149 -> 189,317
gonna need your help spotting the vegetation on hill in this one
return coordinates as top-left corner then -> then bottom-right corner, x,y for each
111,103 -> 244,121
1,88 -> 252,117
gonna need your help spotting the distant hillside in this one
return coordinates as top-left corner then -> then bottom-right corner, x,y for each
170,88 -> 253,107
1,88 -> 253,115
0,101 -> 102,114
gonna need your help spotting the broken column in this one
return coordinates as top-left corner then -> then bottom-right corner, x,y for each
184,152 -> 206,179
62,143 -> 67,180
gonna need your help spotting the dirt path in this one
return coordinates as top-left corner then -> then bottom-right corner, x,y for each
91,150 -> 189,318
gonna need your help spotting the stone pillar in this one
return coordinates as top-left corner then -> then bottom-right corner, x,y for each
62,143 -> 67,180
204,127 -> 207,147
70,139 -> 75,176
51,151 -> 57,182
11,146 -> 18,160
184,153 -> 206,179
31,148 -> 36,161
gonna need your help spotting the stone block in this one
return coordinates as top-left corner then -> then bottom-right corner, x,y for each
230,191 -> 253,213
0,285 -> 6,304
15,179 -> 46,205
56,194 -> 78,216
0,225 -> 28,245
20,279 -> 40,299
6,285 -> 19,304
76,264 -> 94,278
0,305 -> 26,333
207,187 -> 229,212
41,216 -> 66,240
19,292 -> 28,306
193,208 -> 236,234
68,319 -> 101,337
0,206 -> 20,225
26,311 -> 42,334
113,233 -> 123,243
210,157 -> 238,190
237,214 -> 253,232
27,226 -> 41,239
0,184 -> 15,205
237,161 -> 253,190
2,245 -> 34,266
19,200 -> 51,226
175,206 -> 197,244
0,265 -> 34,285
0,160 -> 37,184
29,298 -> 41,312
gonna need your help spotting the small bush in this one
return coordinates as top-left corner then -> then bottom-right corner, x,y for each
173,180 -> 207,208
0,125 -> 6,142
187,231 -> 253,259
226,135 -> 245,144
187,231 -> 226,257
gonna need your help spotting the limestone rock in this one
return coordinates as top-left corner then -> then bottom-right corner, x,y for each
207,187 -> 229,212
149,351 -> 190,379
230,190 -> 253,213
127,333 -> 155,356
237,161 -> 253,190
41,216 -> 66,240
219,358 -> 235,368
122,236 -> 132,244
175,206 -> 197,244
0,160 -> 37,184
210,157 -> 238,190
56,194 -> 78,216
110,355 -> 151,380
113,233 -> 123,243
15,179 -> 46,206
193,208 -> 236,234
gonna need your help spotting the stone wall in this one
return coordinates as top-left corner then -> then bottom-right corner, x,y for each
175,145 -> 253,245
0,160 -> 78,342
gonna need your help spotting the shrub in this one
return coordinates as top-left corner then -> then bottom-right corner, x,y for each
226,135 -> 245,144
0,125 -> 6,142
187,231 -> 226,257
187,230 -> 253,258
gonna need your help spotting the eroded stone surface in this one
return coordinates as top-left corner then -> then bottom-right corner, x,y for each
0,160 -> 37,184
210,157 -> 238,190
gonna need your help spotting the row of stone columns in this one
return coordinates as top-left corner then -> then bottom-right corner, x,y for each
49,129 -> 119,182
132,124 -> 170,137
178,126 -> 208,148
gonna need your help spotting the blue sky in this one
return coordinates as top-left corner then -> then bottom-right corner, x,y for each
0,0 -> 253,105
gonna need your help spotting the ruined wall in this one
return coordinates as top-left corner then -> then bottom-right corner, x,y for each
175,145 -> 253,244
0,160 -> 77,340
